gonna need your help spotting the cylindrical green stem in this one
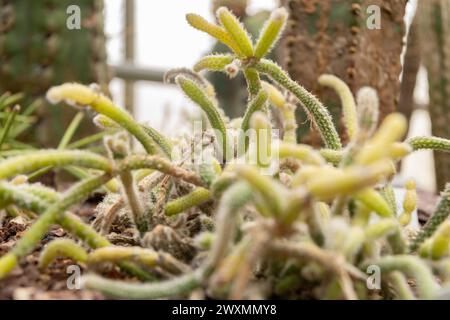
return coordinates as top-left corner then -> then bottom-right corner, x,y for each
407,136 -> 450,153
165,187 -> 211,217
243,68 -> 262,99
83,269 -> 204,299
208,181 -> 252,266
255,59 -> 342,150
47,83 -> 158,154
88,246 -> 190,275
389,271 -> 416,300
0,150 -> 112,180
39,239 -> 88,270
318,74 -> 358,141
175,76 -> 230,161
119,154 -> 205,187
362,256 -> 439,299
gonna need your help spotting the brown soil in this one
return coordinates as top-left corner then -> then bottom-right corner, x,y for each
0,189 -> 438,300
0,201 -> 104,300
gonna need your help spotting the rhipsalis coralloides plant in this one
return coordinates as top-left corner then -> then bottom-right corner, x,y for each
0,7 -> 450,300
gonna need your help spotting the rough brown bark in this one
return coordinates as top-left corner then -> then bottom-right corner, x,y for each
279,0 -> 407,145
417,0 -> 450,191
0,0 -> 110,146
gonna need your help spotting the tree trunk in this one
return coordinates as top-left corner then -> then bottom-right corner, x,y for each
0,0 -> 110,146
279,0 -> 407,145
417,0 -> 450,191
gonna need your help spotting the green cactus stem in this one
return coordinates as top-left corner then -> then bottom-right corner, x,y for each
175,76 -> 230,160
362,256 -> 439,299
194,54 -> 235,73
410,184 -> 450,252
39,239 -> 88,270
0,181 -> 152,280
47,83 -> 158,155
254,8 -> 288,59
0,150 -> 112,180
389,271 -> 416,300
407,136 -> 450,153
186,13 -> 243,56
318,74 -> 358,141
217,7 -> 254,57
255,59 -> 342,150
240,89 -> 268,134
82,268 -> 205,299
208,181 -> 252,266
87,247 -> 190,275
280,0 -> 407,145
165,187 -> 212,217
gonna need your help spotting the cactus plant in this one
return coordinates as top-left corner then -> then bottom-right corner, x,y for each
279,0 -> 407,145
0,0 -> 110,146
0,7 -> 450,300
416,0 -> 450,191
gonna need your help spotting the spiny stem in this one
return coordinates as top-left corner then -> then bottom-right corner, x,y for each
120,170 -> 148,234
141,124 -> 173,157
306,160 -> 395,200
83,269 -> 205,299
194,54 -> 235,73
398,180 -> 417,226
243,68 -> 262,98
119,154 -> 206,187
0,182 -> 153,280
216,7 -> 253,58
410,184 -> 450,252
186,13 -> 243,56
175,76 -> 230,161
94,114 -> 172,157
255,59 -> 342,150
208,181 -> 252,266
241,89 -> 268,136
254,7 -> 288,59
88,246 -> 190,275
165,187 -> 211,217
277,142 -> 325,166
0,150 -> 112,180
362,256 -> 439,299
356,87 -> 379,138
318,74 -> 358,141
281,103 -> 298,144
250,111 -> 272,168
381,184 -> 398,216
47,83 -> 158,154
407,136 -> 450,153
235,165 -> 283,217
355,188 -> 394,218
39,239 -> 88,270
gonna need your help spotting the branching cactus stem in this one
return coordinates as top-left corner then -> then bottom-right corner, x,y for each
255,59 -> 341,150
47,83 -> 158,154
